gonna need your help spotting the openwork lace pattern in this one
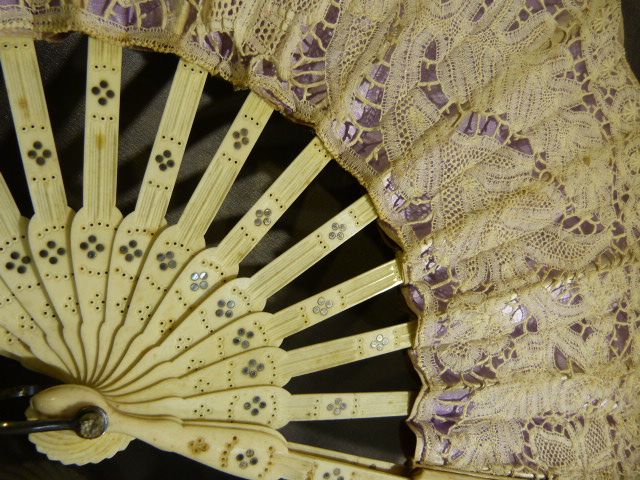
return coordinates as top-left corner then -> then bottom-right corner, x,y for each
0,0 -> 639,478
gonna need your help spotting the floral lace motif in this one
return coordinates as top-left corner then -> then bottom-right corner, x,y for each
1,0 -> 639,478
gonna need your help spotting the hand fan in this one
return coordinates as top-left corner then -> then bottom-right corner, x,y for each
0,35 -> 452,480
1,0 -> 639,478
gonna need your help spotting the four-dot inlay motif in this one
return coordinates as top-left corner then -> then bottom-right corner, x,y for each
39,240 -> 66,265
241,359 -> 264,378
236,448 -> 259,469
233,327 -> 255,349
328,222 -> 347,240
215,299 -> 235,318
323,468 -> 345,480
190,271 -> 209,291
91,80 -> 115,106
327,398 -> 347,415
243,395 -> 267,416
254,208 -> 271,226
119,240 -> 143,262
157,251 -> 177,270
5,251 -> 30,274
155,150 -> 175,171
80,235 -> 105,259
233,128 -> 250,149
313,297 -> 333,315
26,141 -> 52,166
371,334 -> 389,351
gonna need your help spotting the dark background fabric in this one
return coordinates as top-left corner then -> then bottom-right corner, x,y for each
0,2 -> 637,478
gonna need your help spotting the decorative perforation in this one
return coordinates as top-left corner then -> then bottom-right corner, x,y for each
188,437 -> 210,454
192,403 -> 212,418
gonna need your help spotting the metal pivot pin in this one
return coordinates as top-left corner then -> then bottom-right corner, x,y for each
0,385 -> 108,439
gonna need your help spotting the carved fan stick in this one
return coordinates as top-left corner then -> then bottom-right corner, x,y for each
94,58 -> 207,383
1,38 -> 83,378
102,195 -> 378,389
